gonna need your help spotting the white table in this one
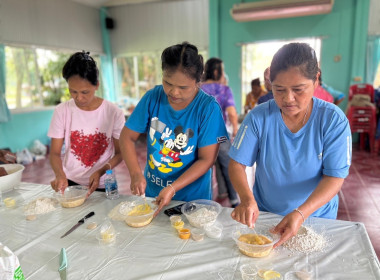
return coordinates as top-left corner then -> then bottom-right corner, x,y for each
1,183 -> 379,280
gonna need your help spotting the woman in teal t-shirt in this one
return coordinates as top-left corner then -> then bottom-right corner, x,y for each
120,42 -> 228,215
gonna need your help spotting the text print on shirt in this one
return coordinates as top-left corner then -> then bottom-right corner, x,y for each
232,125 -> 248,150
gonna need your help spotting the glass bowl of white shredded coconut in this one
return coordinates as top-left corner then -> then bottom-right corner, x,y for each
55,185 -> 88,208
181,199 -> 222,228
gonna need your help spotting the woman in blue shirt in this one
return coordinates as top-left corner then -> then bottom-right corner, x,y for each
120,42 -> 228,215
229,43 -> 351,248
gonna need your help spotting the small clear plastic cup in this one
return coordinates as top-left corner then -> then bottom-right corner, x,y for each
96,218 -> 117,245
284,271 -> 310,280
240,264 -> 258,280
204,221 -> 223,239
191,228 -> 205,241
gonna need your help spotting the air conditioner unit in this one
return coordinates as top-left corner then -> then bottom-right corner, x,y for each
230,0 -> 334,22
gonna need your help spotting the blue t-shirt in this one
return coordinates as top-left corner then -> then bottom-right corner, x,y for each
229,97 -> 352,219
126,85 -> 228,201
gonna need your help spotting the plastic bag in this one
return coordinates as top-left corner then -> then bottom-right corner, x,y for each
0,243 -> 25,280
30,140 -> 47,156
16,149 -> 33,165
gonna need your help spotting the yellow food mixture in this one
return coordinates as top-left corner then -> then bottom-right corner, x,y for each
61,198 -> 85,208
125,204 -> 154,228
4,197 -> 16,208
238,234 -> 273,258
127,204 -> 153,216
101,229 -> 115,243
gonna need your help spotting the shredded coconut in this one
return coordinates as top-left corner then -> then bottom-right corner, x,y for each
283,226 -> 328,254
186,207 -> 218,228
24,197 -> 58,215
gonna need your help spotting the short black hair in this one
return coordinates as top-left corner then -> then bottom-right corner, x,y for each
270,43 -> 318,83
62,51 -> 99,86
204,57 -> 223,81
161,42 -> 204,83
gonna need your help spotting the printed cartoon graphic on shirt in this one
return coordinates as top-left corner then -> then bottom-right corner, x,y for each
70,129 -> 110,168
148,117 -> 194,174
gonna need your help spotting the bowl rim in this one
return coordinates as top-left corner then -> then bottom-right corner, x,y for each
180,199 -> 222,216
233,224 -> 280,247
119,197 -> 157,218
54,185 -> 88,201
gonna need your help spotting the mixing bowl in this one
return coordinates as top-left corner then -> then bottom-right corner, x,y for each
55,185 -> 88,208
181,199 -> 221,228
233,224 -> 280,258
0,164 -> 25,193
119,196 -> 157,227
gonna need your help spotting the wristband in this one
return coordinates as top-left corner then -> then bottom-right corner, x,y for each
294,208 -> 305,222
167,184 -> 176,197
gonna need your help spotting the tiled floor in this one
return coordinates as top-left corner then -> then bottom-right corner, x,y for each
22,141 -> 380,259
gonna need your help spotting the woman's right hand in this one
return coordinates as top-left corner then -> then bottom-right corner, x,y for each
231,199 -> 259,228
130,173 -> 147,196
50,175 -> 68,193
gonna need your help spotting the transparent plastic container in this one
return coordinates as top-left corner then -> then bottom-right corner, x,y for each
181,199 -> 222,228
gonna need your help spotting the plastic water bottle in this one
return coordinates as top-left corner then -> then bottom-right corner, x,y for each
104,170 -> 119,200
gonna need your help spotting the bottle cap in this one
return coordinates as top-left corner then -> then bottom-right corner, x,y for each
106,170 -> 113,175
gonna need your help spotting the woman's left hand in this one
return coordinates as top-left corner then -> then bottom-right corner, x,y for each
87,171 -> 101,198
154,186 -> 175,217
271,211 -> 304,248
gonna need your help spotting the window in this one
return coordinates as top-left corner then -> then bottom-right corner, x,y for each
241,38 -> 321,111
114,50 -> 208,111
5,46 -> 104,110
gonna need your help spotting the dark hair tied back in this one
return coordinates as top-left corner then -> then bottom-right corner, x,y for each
62,50 -> 99,86
161,41 -> 204,83
270,42 -> 319,83
204,57 -> 223,81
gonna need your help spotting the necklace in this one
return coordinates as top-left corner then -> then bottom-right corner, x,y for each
281,101 -> 311,131
302,102 -> 310,126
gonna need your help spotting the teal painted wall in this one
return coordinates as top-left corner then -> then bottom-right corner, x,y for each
0,109 -> 54,152
209,0 -> 370,113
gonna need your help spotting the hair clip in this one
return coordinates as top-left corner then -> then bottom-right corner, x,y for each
82,50 -> 91,61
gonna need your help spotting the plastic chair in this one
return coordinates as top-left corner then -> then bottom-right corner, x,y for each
346,84 -> 377,153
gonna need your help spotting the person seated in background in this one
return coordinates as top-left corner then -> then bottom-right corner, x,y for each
48,51 -> 125,197
0,149 -> 17,164
120,42 -> 228,215
244,78 -> 264,113
229,42 -> 351,248
314,70 -> 334,103
258,67 -> 274,104
201,57 -> 240,207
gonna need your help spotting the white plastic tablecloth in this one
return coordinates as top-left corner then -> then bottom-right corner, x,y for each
1,183 -> 379,280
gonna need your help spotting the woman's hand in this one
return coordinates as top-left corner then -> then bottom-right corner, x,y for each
87,171 -> 102,198
50,175 -> 68,193
231,199 -> 259,228
130,173 -> 147,196
154,186 -> 175,217
271,211 -> 304,248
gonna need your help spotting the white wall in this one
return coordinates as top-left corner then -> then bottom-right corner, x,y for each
108,0 -> 209,55
0,0 -> 103,53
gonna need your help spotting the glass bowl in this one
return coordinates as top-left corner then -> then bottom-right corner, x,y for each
181,199 -> 222,228
119,196 -> 157,228
233,224 -> 280,258
55,185 -> 88,208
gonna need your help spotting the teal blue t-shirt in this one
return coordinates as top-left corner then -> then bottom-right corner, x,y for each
229,97 -> 352,219
126,85 -> 228,201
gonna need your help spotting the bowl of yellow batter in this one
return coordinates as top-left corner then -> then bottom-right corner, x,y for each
55,185 -> 88,208
119,196 -> 157,228
233,224 -> 280,258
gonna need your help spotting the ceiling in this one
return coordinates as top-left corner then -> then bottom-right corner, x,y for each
70,0 -> 178,8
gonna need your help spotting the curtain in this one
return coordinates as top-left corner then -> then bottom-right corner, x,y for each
0,45 -> 11,123
366,36 -> 380,85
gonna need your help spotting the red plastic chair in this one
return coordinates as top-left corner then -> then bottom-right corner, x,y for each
346,84 -> 377,153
